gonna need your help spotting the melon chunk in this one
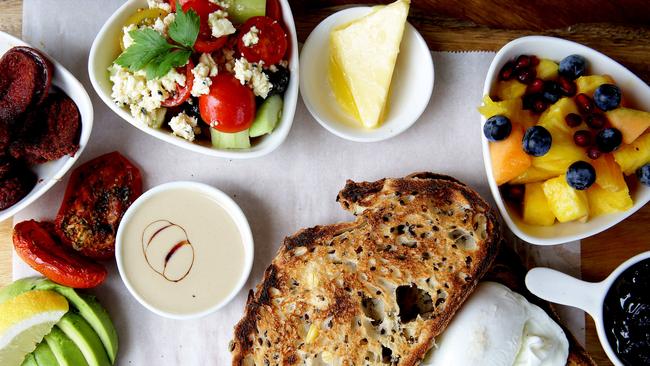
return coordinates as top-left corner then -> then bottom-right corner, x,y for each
523,182 -> 556,226
588,184 -> 633,217
613,132 -> 650,175
606,108 -> 650,144
542,176 -> 589,223
576,74 -> 615,96
593,154 -> 627,192
490,123 -> 532,185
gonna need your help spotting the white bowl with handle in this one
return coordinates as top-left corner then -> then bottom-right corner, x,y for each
526,251 -> 650,366
88,0 -> 299,159
0,31 -> 93,222
481,36 -> 650,245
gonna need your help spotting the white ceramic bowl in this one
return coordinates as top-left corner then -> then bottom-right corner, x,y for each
481,36 -> 650,245
300,6 -> 434,142
526,251 -> 650,366
0,31 -> 93,222
88,0 -> 299,159
115,181 -> 254,320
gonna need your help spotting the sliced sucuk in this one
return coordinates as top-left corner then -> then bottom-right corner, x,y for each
13,46 -> 53,106
0,159 -> 36,210
10,93 -> 80,165
0,50 -> 39,122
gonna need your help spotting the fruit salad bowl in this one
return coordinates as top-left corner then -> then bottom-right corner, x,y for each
88,0 -> 299,159
481,36 -> 650,245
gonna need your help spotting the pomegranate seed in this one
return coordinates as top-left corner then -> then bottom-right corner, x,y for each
517,68 -> 536,84
528,79 -> 545,94
502,185 -> 525,202
515,55 -> 531,70
573,130 -> 592,147
500,61 -> 515,80
565,113 -> 582,127
586,113 -> 607,129
558,76 -> 577,96
533,99 -> 548,113
530,55 -> 540,66
576,93 -> 595,113
587,147 -> 602,160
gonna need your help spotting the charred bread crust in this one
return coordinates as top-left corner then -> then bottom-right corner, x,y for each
231,173 -> 501,365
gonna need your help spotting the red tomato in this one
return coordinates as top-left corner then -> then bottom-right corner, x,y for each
198,74 -> 255,133
55,152 -> 143,260
194,36 -> 228,53
238,16 -> 287,65
169,0 -> 229,53
266,0 -> 282,21
161,60 -> 194,107
13,220 -> 107,288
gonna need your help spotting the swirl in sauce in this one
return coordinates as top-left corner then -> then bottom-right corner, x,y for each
141,220 -> 195,282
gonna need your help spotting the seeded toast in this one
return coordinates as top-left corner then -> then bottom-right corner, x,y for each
231,173 -> 501,365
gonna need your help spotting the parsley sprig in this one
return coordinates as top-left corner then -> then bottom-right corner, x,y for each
115,1 -> 200,79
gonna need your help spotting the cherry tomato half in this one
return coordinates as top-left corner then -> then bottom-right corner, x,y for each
238,16 -> 287,66
169,0 -> 229,52
198,74 -> 255,133
266,0 -> 282,22
194,36 -> 228,53
161,60 -> 194,107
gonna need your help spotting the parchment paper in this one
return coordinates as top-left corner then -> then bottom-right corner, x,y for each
14,1 -> 584,364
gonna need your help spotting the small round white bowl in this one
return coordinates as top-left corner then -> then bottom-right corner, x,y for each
300,6 -> 434,142
0,31 -> 93,222
481,36 -> 650,245
88,0 -> 299,159
115,181 -> 254,320
526,251 -> 650,366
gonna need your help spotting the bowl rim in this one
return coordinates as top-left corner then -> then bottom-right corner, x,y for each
299,6 -> 434,143
115,181 -> 254,320
87,0 -> 299,159
481,35 -> 650,245
0,30 -> 93,222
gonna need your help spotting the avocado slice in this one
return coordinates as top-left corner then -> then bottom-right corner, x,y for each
33,342 -> 59,366
44,327 -> 88,366
0,277 -> 53,304
57,313 -> 110,366
20,354 -> 38,366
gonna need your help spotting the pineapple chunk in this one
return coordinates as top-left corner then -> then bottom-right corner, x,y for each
613,132 -> 650,175
478,95 -> 537,128
538,97 -> 580,136
495,80 -> 527,100
576,74 -> 615,96
593,154 -> 627,192
588,184 -> 633,217
536,59 -> 559,80
523,182 -> 556,226
510,166 -> 557,184
532,137 -> 586,175
542,176 -> 589,223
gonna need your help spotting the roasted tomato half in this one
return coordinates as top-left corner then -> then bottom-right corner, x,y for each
55,151 -> 143,260
13,220 -> 107,288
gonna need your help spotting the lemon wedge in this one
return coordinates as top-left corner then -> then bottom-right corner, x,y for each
329,0 -> 410,128
0,290 -> 68,366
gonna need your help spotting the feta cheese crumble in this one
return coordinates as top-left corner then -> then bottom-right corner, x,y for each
233,57 -> 273,98
109,64 -> 186,127
208,10 -> 236,38
147,0 -> 171,12
122,24 -> 138,50
209,0 -> 229,8
242,26 -> 260,47
153,13 -> 176,37
169,112 -> 200,141
191,53 -> 219,97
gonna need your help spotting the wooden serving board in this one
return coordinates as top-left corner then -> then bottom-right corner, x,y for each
1,0 -> 649,364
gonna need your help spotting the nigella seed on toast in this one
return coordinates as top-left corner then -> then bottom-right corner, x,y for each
231,173 -> 501,365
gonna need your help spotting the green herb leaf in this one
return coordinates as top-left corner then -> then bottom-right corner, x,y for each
144,49 -> 192,79
168,0 -> 200,49
115,28 -> 175,71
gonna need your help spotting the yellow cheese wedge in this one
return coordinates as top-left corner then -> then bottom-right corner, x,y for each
329,0 -> 410,128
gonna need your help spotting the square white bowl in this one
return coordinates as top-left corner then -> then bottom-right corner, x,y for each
88,0 -> 299,159
0,31 -> 93,222
481,36 -> 650,245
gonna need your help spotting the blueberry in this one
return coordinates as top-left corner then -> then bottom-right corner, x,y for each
566,161 -> 596,190
559,55 -> 587,80
522,126 -> 552,156
265,65 -> 290,96
596,128 -> 623,152
637,164 -> 650,186
483,115 -> 512,141
593,84 -> 621,111
542,81 -> 561,104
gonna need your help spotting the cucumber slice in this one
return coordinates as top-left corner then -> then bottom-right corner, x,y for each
223,0 -> 266,24
210,128 -> 251,149
250,94 -> 282,137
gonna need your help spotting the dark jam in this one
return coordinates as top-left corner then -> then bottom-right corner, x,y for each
603,258 -> 650,365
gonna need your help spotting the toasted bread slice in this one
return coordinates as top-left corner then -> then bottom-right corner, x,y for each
231,173 -> 501,365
